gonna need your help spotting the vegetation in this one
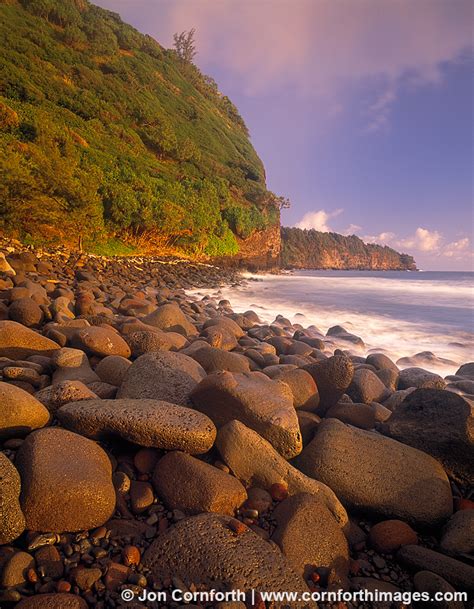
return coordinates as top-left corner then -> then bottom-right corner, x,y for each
281,228 -> 417,270
0,0 -> 280,254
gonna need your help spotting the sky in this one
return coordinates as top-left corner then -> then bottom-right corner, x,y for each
95,0 -> 473,271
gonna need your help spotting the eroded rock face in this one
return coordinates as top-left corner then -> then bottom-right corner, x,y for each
0,453 -> 25,544
271,493 -> 349,584
143,513 -> 314,606
381,388 -> 474,485
15,427 -> 115,532
215,420 -> 348,529
152,451 -> 247,515
294,419 -> 452,527
191,371 -> 302,459
118,351 -> 206,405
57,399 -> 216,454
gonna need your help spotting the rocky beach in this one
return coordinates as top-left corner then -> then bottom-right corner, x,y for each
0,241 -> 472,609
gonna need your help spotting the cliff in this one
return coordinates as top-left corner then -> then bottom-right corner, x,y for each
281,227 -> 417,270
0,0 -> 279,259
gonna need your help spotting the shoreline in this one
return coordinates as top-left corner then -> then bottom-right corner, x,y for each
0,245 -> 472,607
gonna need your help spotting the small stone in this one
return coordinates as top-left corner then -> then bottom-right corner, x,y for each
123,545 -> 141,566
229,519 -> 247,535
113,471 -> 131,494
71,566 -> 102,591
57,580 -> 72,593
1,551 -> 34,587
369,520 -> 418,554
134,448 -> 160,474
270,483 -> 289,502
104,562 -> 129,591
130,480 -> 154,514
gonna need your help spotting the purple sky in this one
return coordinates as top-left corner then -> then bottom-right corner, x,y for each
96,0 -> 473,270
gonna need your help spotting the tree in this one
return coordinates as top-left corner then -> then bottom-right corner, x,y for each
173,28 -> 197,63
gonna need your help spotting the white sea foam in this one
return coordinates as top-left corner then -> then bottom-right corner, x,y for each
188,270 -> 474,377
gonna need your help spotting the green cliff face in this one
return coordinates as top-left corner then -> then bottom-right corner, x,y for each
281,227 -> 417,270
0,0 -> 279,255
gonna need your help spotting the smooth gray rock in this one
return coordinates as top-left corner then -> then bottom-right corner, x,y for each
294,418 -> 452,526
381,388 -> 474,485
440,510 -> 474,556
118,351 -> 206,405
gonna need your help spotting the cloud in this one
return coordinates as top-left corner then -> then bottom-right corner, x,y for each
400,227 -> 443,252
443,237 -> 471,258
294,209 -> 343,232
362,227 -> 472,260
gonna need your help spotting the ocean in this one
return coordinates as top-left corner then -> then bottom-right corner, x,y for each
189,270 -> 474,377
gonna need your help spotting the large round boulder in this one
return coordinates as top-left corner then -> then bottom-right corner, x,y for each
143,513 -> 314,605
191,371 -> 302,459
294,418 -> 452,526
141,303 -> 197,336
15,427 -> 115,532
303,355 -> 354,415
118,351 -> 206,405
381,388 -> 474,485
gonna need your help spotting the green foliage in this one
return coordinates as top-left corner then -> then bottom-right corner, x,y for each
88,237 -> 137,256
281,227 -> 417,270
0,0 -> 276,255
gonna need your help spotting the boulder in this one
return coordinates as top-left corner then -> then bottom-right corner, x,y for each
15,427 -> 115,532
303,355 -> 354,415
0,453 -> 25,544
216,420 -> 348,528
124,330 -> 173,357
271,493 -> 349,583
297,411 -> 321,445
153,451 -> 247,515
397,545 -> 474,591
34,380 -> 97,414
191,371 -> 302,459
440,510 -> 474,556
347,368 -> 389,404
0,321 -> 59,360
413,571 -> 466,609
57,399 -> 216,454
118,351 -> 206,406
8,298 -> 43,327
294,418 -> 452,526
52,348 -> 99,385
398,367 -> 446,390
0,551 -> 34,588
325,403 -> 376,429
142,303 -> 197,336
381,388 -> 474,485
143,513 -> 314,604
456,362 -> 474,380
0,381 -> 50,437
366,353 -> 399,373
188,346 -> 251,373
15,594 -> 88,609
271,368 -> 319,411
94,355 -> 131,387
71,326 -> 131,358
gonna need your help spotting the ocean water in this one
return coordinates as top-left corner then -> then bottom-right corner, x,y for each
189,270 -> 474,377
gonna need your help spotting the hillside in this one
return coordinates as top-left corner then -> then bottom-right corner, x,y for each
281,227 -> 417,270
0,0 -> 280,258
